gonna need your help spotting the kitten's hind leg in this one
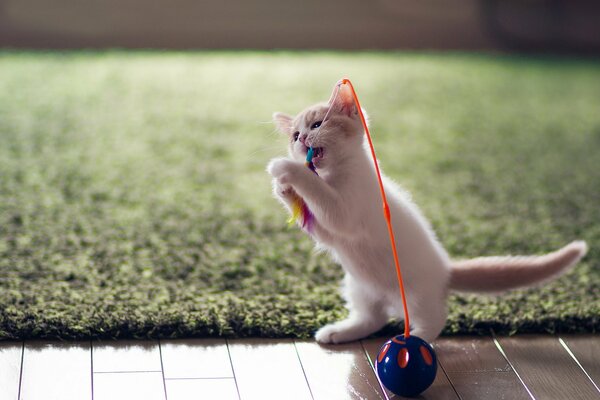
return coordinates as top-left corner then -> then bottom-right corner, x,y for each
315,312 -> 388,344
405,295 -> 447,343
315,276 -> 388,344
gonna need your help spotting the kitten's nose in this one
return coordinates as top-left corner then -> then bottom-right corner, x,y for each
299,133 -> 308,145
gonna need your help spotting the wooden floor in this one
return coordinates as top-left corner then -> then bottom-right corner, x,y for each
1,335 -> 598,400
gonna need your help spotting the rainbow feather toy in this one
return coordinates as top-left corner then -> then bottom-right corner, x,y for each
287,147 -> 317,231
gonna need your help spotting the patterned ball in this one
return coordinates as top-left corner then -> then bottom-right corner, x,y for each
375,334 -> 437,397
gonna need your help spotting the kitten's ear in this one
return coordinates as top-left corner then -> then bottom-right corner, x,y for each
328,83 -> 358,117
272,112 -> 293,134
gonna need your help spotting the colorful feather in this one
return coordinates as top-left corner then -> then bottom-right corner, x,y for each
288,147 -> 317,232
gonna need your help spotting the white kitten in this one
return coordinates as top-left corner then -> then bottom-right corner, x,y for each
266,84 -> 588,344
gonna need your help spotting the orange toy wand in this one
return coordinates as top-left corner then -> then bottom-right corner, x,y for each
333,79 -> 437,397
337,78 -> 411,339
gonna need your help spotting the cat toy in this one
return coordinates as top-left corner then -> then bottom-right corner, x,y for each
287,147 -> 317,230
296,79 -> 437,397
288,95 -> 338,231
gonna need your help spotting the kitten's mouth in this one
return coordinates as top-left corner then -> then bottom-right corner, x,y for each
309,146 -> 325,163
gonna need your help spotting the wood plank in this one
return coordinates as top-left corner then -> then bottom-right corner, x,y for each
0,342 -> 22,400
295,339 -> 385,400
227,338 -> 312,400
160,338 -> 233,379
20,341 -> 91,400
444,371 -> 532,400
93,340 -> 162,372
560,335 -> 600,391
166,379 -> 239,400
362,337 -> 459,400
497,335 -> 600,400
435,337 -> 531,400
93,372 -> 165,400
435,336 -> 510,372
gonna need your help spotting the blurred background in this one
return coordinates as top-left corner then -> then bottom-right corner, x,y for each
1,0 -> 599,53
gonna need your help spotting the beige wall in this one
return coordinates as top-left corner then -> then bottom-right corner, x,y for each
0,0 -> 598,52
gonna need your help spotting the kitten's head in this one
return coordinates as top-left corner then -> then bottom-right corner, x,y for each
273,84 -> 367,170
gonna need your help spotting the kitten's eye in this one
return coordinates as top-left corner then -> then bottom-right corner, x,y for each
310,121 -> 322,130
293,132 -> 300,141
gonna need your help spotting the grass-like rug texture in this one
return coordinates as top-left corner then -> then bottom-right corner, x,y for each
0,51 -> 598,340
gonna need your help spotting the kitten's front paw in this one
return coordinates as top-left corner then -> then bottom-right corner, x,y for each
273,178 -> 295,198
266,158 -> 298,184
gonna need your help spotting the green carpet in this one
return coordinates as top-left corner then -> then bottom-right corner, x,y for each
0,51 -> 598,340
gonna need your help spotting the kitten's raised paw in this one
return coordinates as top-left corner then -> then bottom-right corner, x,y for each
267,158 -> 302,186
274,180 -> 294,197
267,158 -> 291,178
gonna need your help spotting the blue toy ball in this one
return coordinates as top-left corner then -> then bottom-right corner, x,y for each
375,334 -> 437,397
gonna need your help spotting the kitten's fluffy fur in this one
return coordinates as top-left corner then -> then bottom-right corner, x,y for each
267,85 -> 588,344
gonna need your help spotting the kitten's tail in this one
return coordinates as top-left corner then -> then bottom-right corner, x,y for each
449,241 -> 588,293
